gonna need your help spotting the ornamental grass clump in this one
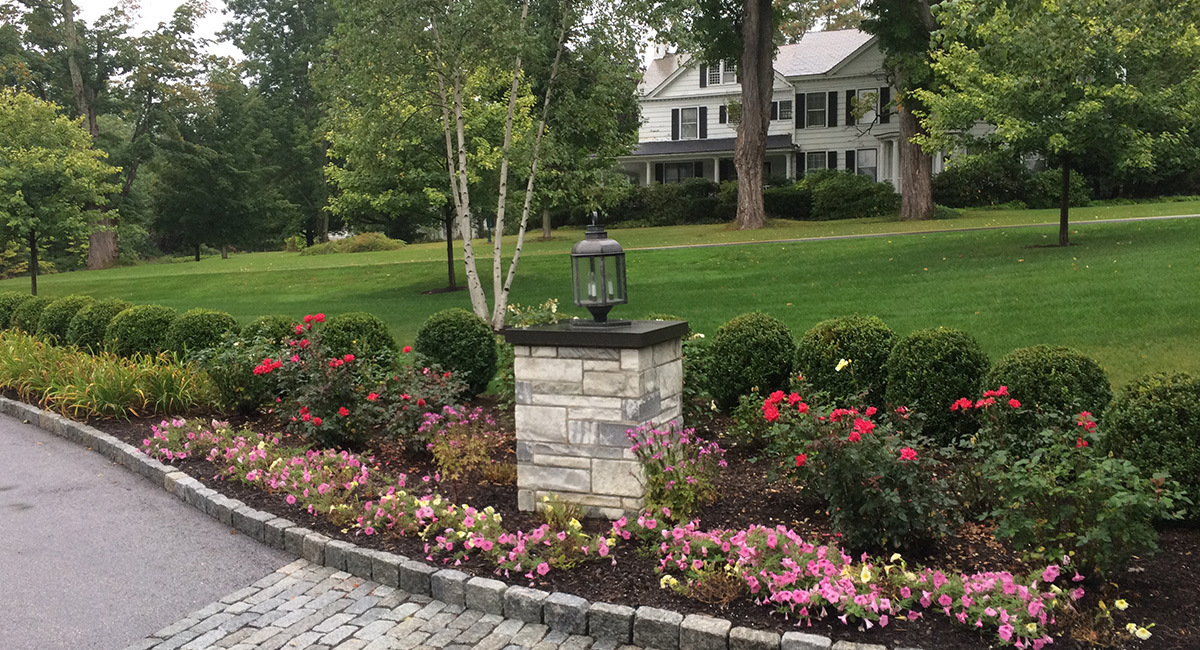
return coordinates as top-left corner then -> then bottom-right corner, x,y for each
419,405 -> 505,501
762,388 -> 957,550
628,421 -> 727,519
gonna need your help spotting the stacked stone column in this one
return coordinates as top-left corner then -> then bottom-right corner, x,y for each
504,321 -> 686,519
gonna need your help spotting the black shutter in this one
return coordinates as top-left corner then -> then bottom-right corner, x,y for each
719,105 -> 727,124
846,150 -> 856,173
827,91 -> 838,127
694,161 -> 704,178
699,106 -> 708,139
846,90 -> 856,126
827,151 -> 838,169
879,87 -> 891,124
699,64 -> 708,88
770,101 -> 778,121
655,163 -> 664,183
796,93 -> 805,128
671,108 -> 680,141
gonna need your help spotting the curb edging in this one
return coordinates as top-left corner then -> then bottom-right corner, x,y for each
1,397 -> 913,650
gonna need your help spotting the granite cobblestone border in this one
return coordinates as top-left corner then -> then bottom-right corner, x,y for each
0,396 -> 925,650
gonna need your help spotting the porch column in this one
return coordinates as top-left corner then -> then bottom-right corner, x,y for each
891,140 -> 902,193
644,161 -> 652,185
784,152 -> 792,180
712,157 -> 720,183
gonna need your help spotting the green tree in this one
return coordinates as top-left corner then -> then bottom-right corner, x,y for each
915,0 -> 1200,246
0,89 -> 118,294
224,0 -> 339,246
152,63 -> 285,259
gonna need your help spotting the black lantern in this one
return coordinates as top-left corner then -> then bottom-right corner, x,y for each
570,214 -> 628,325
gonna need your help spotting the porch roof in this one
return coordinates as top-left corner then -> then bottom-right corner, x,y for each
623,134 -> 794,158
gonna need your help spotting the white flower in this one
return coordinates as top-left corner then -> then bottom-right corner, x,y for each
1115,599 -> 1129,610
835,358 -> 852,372
1136,628 -> 1152,640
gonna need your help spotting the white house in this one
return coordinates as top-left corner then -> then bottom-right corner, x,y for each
619,30 -> 947,193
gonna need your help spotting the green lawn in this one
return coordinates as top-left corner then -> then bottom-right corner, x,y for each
4,203 -> 1199,388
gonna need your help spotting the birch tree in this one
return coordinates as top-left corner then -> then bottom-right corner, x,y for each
330,0 -> 639,329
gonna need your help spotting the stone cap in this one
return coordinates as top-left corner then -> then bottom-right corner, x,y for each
502,320 -> 688,349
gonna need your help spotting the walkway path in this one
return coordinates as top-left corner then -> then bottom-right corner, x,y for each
0,415 -> 290,650
124,559 -> 636,650
1,413 -> 644,650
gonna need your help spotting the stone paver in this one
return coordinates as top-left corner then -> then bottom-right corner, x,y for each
124,560 -> 647,650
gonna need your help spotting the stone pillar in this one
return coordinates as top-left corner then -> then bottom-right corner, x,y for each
503,321 -> 686,519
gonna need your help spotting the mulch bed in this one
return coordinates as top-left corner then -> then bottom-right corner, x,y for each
65,400 -> 1200,650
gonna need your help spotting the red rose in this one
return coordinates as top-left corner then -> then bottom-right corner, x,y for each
795,453 -> 807,467
315,313 -> 325,322
899,447 -> 918,461
403,345 -> 412,353
338,407 -> 350,417
312,417 -> 322,426
367,392 -> 379,402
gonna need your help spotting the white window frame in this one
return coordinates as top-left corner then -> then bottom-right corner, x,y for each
805,151 -> 828,173
855,148 -> 878,181
776,99 -> 793,121
708,59 -> 737,85
805,92 -> 826,128
856,89 -> 879,125
680,106 -> 700,140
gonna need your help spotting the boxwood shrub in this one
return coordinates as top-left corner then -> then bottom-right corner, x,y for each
1101,372 -> 1200,518
165,308 -> 239,357
242,314 -> 296,343
105,304 -> 179,357
10,295 -> 53,334
322,311 -> 397,360
985,345 -> 1112,423
886,327 -> 991,445
795,315 -> 896,406
708,312 -> 795,412
66,298 -> 132,351
414,308 -> 497,397
0,291 -> 34,329
37,295 -> 95,344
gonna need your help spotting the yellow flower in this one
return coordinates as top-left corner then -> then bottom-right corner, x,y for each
836,358 -> 852,372
1136,627 -> 1152,640
889,553 -> 902,563
1126,623 -> 1138,634
859,566 -> 873,583
659,575 -> 679,589
1025,623 -> 1038,634
1115,599 -> 1128,611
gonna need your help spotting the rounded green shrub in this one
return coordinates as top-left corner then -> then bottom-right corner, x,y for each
0,291 -> 34,329
322,311 -> 397,360
10,295 -> 53,334
104,304 -> 179,357
1101,372 -> 1200,517
165,308 -> 239,357
707,312 -> 795,412
66,298 -> 132,351
36,295 -> 95,344
886,327 -> 991,445
414,308 -> 497,396
242,314 -> 296,343
795,315 -> 896,406
985,345 -> 1112,420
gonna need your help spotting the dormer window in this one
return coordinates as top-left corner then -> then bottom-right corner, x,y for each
708,59 -> 738,85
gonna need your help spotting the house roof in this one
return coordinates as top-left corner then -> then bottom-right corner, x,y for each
625,134 -> 795,157
774,29 -> 875,77
639,29 -> 876,95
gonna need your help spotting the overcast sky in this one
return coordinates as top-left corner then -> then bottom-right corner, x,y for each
74,0 -> 242,60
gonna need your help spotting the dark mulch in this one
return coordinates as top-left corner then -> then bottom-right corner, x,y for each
65,402 -> 1199,650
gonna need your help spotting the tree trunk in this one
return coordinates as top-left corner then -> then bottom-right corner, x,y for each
1059,158 -> 1071,247
319,212 -> 329,243
305,228 -> 315,247
492,0 -> 531,314
28,229 -> 38,296
61,0 -> 98,136
444,210 -> 457,290
898,103 -> 934,220
541,206 -> 551,240
195,244 -> 201,262
734,0 -> 774,231
87,218 -> 118,269
220,245 -> 229,259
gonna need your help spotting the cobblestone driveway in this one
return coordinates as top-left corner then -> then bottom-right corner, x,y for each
125,560 -> 643,650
